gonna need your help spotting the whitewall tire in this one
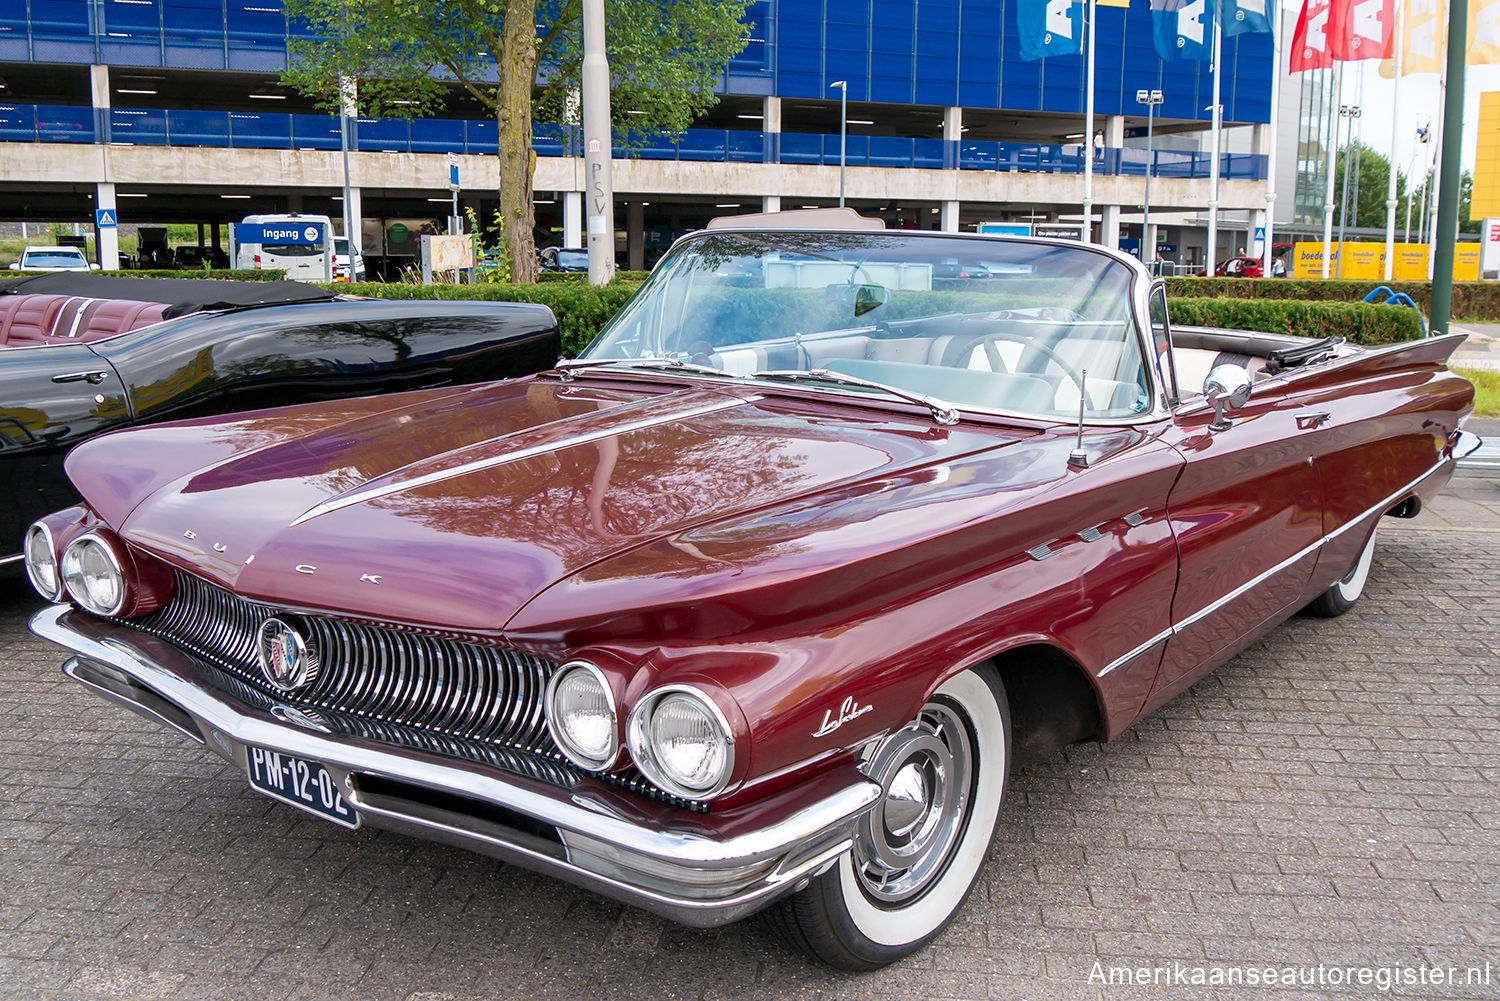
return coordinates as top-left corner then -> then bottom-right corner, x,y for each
765,667 -> 1010,969
1308,526 -> 1377,618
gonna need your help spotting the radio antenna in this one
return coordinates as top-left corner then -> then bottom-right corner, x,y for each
1068,369 -> 1089,470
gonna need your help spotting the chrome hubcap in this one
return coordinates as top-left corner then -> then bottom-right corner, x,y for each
853,701 -> 973,904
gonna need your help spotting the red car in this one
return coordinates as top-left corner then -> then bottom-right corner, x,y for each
26,223 -> 1477,969
1212,255 -> 1264,277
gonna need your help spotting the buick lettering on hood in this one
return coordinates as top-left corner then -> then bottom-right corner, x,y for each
26,219 -> 1476,969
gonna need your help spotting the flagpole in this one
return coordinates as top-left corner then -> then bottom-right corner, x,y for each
1430,0 -> 1467,335
1322,62 -> 1341,279
1206,13 -> 1224,270
1384,0 -> 1405,280
1084,0 -> 1097,243
1262,0 -> 1283,277
1426,61 -> 1447,281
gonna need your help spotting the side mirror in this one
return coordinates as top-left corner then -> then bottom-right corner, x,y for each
1203,364 -> 1253,430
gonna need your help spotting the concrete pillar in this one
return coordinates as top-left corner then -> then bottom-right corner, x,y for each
90,65 -> 112,182
344,187 -> 364,249
762,96 -> 781,164
96,182 -> 119,270
1105,115 -> 1125,146
564,191 -> 583,249
627,200 -> 645,271
90,64 -> 110,109
1101,204 -> 1121,250
763,96 -> 781,134
762,195 -> 781,213
941,200 -> 960,232
943,107 -> 962,171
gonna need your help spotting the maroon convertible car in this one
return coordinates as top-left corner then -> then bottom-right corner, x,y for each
25,220 -> 1476,969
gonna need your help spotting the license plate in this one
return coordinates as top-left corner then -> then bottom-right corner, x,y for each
247,746 -> 359,829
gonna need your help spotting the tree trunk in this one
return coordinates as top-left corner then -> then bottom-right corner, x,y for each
497,0 -> 538,283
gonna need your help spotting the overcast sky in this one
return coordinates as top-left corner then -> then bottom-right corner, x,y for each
1326,63 -> 1500,184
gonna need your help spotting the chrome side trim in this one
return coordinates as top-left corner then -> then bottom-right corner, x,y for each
0,553 -> 25,566
1098,629 -> 1173,678
290,396 -> 750,527
1097,454 -> 1452,680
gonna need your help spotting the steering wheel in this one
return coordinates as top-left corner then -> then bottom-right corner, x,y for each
952,330 -> 1088,400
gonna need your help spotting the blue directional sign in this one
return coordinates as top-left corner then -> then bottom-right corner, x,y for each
234,222 -> 325,245
95,208 -> 118,229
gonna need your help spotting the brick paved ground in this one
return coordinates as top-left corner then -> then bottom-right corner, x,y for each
2,478 -> 1497,1001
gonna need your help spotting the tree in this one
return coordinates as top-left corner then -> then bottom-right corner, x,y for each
1332,142 -> 1408,231
281,0 -> 750,282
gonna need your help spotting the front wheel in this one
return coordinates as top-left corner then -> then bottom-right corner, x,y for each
1307,526 -> 1377,618
765,668 -> 1010,970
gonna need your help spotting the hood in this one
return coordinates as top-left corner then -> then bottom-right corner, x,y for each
67,377 -> 1034,633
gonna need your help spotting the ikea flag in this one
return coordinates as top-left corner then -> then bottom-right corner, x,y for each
1017,0 -> 1084,60
1151,0 -> 1218,59
1224,0 -> 1274,35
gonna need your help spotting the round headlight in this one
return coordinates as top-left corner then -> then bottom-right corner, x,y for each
60,533 -> 127,617
627,686 -> 735,800
545,661 -> 618,770
24,523 -> 63,601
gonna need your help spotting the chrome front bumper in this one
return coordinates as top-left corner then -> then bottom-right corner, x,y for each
30,604 -> 881,927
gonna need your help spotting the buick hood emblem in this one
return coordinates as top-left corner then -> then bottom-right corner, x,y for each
257,617 -> 320,692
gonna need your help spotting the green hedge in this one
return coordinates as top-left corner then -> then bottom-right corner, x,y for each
1170,297 -> 1425,345
334,279 -> 1426,356
1166,276 -> 1500,321
337,280 -> 641,356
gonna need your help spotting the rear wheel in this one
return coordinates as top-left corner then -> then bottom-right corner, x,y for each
1307,526 -> 1377,618
766,668 -> 1010,970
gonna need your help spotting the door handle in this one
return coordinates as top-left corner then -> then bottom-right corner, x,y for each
51,370 -> 111,385
1295,412 -> 1331,430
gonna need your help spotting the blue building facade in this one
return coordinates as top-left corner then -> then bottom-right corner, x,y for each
0,0 -> 1275,268
1,0 -> 1274,134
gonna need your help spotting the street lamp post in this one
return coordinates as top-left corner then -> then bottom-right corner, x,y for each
1336,103 -> 1361,279
831,80 -> 848,207
1136,89 -> 1164,269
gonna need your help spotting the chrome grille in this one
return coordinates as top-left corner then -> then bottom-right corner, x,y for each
133,572 -> 558,755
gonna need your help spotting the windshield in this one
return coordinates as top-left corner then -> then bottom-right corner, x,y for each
581,231 -> 1150,419
21,249 -> 88,267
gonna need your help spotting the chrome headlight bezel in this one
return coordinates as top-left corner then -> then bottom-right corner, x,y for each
23,522 -> 64,602
626,684 -> 737,801
544,660 -> 620,771
59,531 -> 127,617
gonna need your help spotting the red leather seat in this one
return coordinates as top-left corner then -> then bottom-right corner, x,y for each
0,294 -> 170,348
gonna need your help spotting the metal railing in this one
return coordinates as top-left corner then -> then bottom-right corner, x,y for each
0,103 -> 1268,181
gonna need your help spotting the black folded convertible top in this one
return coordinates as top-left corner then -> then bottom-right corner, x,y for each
0,272 -> 339,318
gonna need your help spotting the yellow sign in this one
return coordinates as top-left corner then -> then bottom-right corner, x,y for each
1291,241 -> 1478,281
1457,245 -> 1481,280
1475,93 -> 1500,218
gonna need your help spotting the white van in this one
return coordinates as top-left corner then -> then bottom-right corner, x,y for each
232,213 -> 335,281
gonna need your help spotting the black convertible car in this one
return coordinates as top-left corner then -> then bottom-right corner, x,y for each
0,273 -> 558,561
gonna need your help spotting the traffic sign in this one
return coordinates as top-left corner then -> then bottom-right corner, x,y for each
1254,226 -> 1266,241
95,208 -> 117,229
234,222 -> 324,245
447,151 -> 459,191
